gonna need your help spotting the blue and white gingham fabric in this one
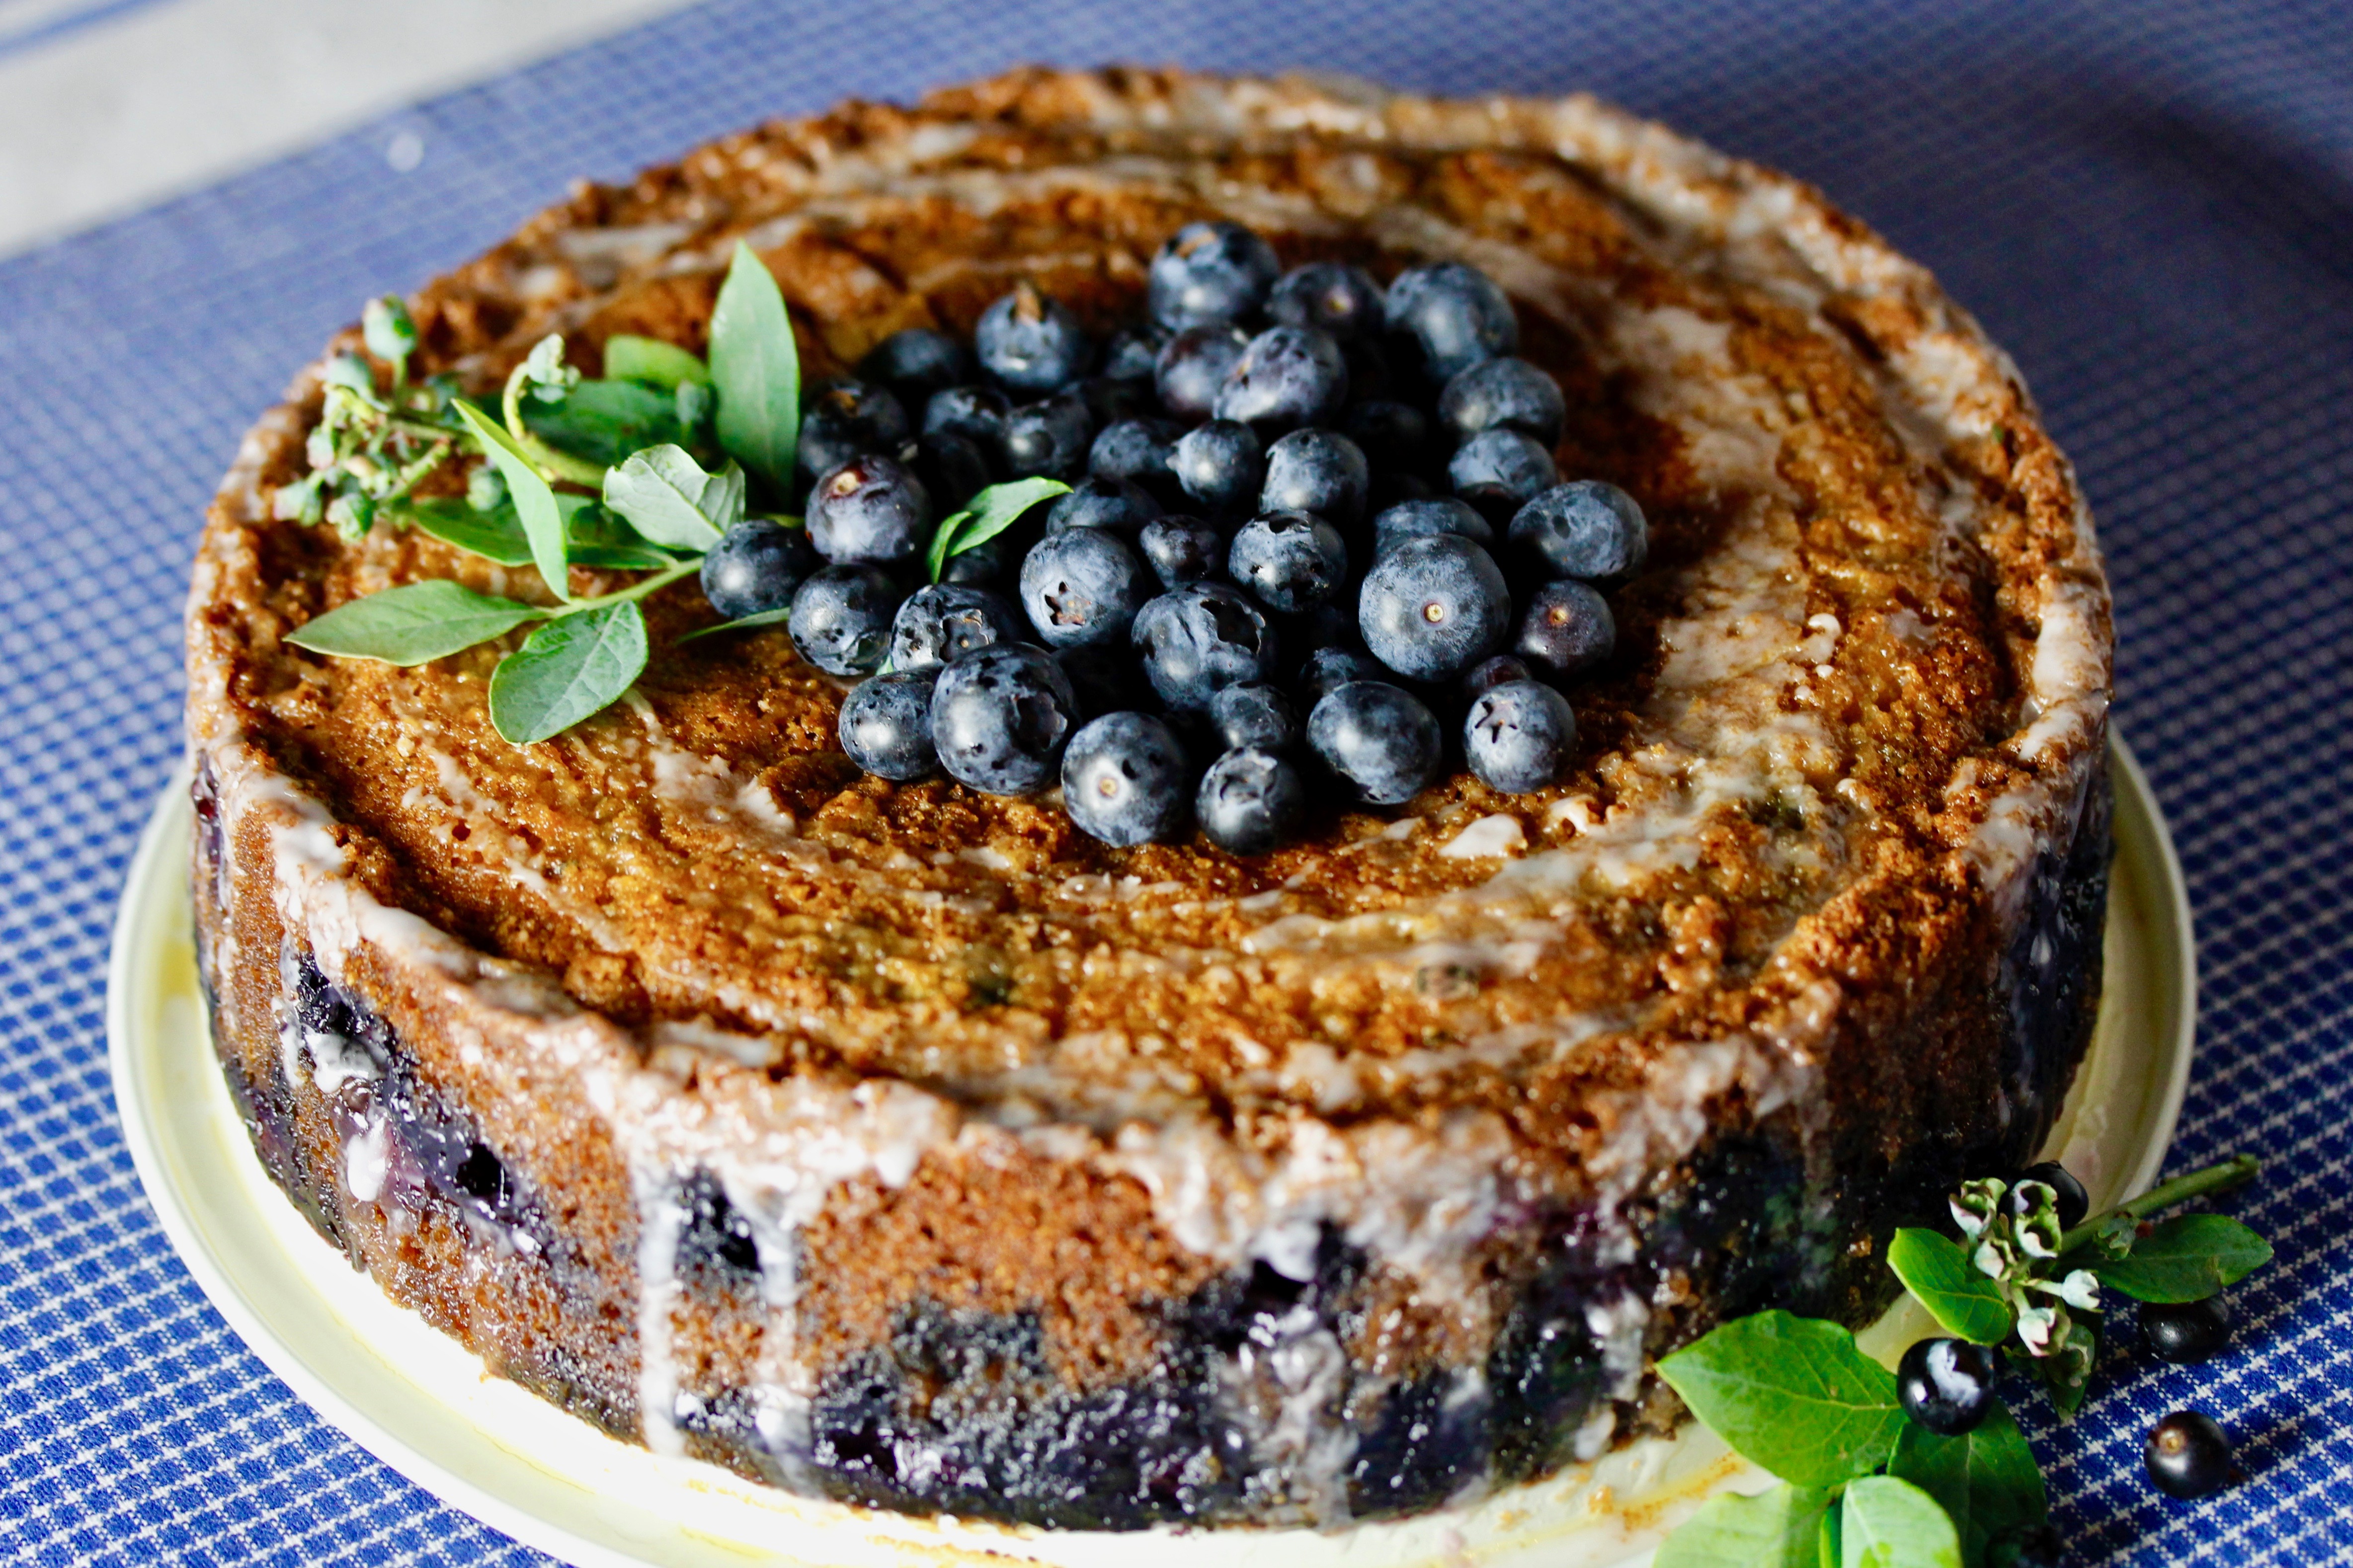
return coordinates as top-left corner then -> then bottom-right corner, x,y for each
2,0 -> 2348,1561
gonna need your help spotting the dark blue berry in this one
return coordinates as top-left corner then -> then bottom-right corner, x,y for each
998,389 -> 1093,479
797,380 -> 912,478
1055,645 -> 1154,719
1267,262 -> 1385,342
1508,480 -> 1649,581
1045,476 -> 1162,535
1462,653 -> 1533,702
1197,747 -> 1306,854
1342,335 -> 1399,403
940,528 -> 1022,586
1438,357 -> 1565,448
913,429 -> 993,510
976,282 -> 1092,392
858,328 -> 970,405
1100,323 -> 1167,382
1371,497 -> 1493,558
1139,516 -> 1224,589
838,669 -> 939,780
806,455 -> 931,567
1308,681 -> 1443,805
789,563 -> 901,676
1169,419 -> 1263,516
1215,325 -> 1349,431
1260,428 -> 1370,526
2141,1297 -> 2232,1364
1082,376 -> 1153,429
2015,1162 -> 2091,1230
1463,680 -> 1576,793
924,384 -> 1010,445
1296,645 -> 1384,707
700,518 -> 815,620
1386,262 -> 1518,382
1149,221 -> 1280,330
1992,1525 -> 2065,1568
1019,527 -> 1151,649
1061,712 -> 1192,846
1132,583 -> 1278,710
890,583 -> 1023,672
1228,509 -> 1348,613
1449,429 -> 1560,510
1359,534 -> 1512,681
1368,470 -> 1437,513
1089,417 -> 1184,491
929,644 -> 1079,795
2145,1411 -> 2235,1499
1513,579 -> 1615,678
1211,683 -> 1296,751
1341,400 -> 1434,474
1897,1338 -> 2000,1436
1155,324 -> 1250,421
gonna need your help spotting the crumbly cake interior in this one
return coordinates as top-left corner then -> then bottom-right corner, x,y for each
184,68 -> 2112,1531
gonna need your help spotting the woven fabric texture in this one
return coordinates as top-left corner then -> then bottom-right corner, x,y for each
1,0 -> 2347,1561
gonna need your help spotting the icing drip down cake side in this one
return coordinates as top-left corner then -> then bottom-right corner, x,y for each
183,69 -> 2113,1531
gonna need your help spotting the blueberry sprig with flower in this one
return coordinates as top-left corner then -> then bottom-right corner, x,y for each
1656,1155 -> 2270,1567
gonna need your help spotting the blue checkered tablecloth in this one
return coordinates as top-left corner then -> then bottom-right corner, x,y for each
2,0 -> 2348,1561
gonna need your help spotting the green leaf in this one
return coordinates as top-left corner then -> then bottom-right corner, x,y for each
709,241 -> 799,491
925,476 -> 1071,581
522,378 -> 683,466
1658,1485 -> 1835,1568
1840,1477 -> 1961,1568
455,398 -> 571,601
604,333 -> 710,388
2093,1215 -> 2272,1303
675,606 -> 792,645
565,499 -> 682,570
403,497 -> 533,566
1888,1230 -> 2015,1345
486,601 -> 648,743
1657,1312 -> 1907,1488
602,445 -> 738,551
924,508 -> 974,582
1888,1402 -> 2047,1568
285,580 -> 543,666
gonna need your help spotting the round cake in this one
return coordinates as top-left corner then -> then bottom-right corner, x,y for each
183,67 -> 2113,1532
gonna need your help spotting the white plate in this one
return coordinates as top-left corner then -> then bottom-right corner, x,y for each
108,736 -> 2194,1568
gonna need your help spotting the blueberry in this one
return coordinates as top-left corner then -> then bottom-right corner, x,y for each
788,563 -> 901,676
1100,323 -> 1168,382
797,379 -> 912,478
806,455 -> 931,567
858,328 -> 970,406
890,583 -> 1023,672
1055,646 -> 1155,720
1061,712 -> 1192,846
1359,534 -> 1512,681
1438,357 -> 1565,448
1211,683 -> 1297,751
1228,509 -> 1349,613
1267,262 -> 1386,342
1089,417 -> 1185,491
1342,335 -> 1399,404
913,429 -> 993,510
998,389 -> 1093,479
2141,1297 -> 2233,1364
1462,680 -> 1576,793
1170,419 -> 1264,517
1148,221 -> 1280,330
1197,747 -> 1306,854
929,644 -> 1080,795
1260,428 -> 1370,526
1155,324 -> 1251,422
1215,325 -> 1349,431
1896,1338 -> 2000,1437
2145,1411 -> 2236,1499
1081,375 -> 1154,430
1367,470 -> 1438,513
837,669 -> 939,780
940,529 -> 1022,586
700,518 -> 815,620
1045,476 -> 1162,535
1308,681 -> 1444,805
1514,579 -> 1616,678
1371,497 -> 1494,558
1297,644 -> 1384,707
1272,600 -> 1357,664
975,282 -> 1092,392
2015,1162 -> 2091,1230
1132,583 -> 1278,710
1386,262 -> 1518,382
1019,527 -> 1151,649
1139,516 -> 1224,589
1509,480 -> 1649,581
1450,429 -> 1560,510
924,384 -> 1010,446
1991,1525 -> 2066,1568
1462,653 -> 1534,702
1342,400 -> 1434,474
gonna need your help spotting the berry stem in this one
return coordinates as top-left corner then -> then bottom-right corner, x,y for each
2058,1153 -> 2259,1255
556,558 -> 701,616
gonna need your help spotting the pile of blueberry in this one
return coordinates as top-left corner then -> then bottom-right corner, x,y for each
698,222 -> 1647,852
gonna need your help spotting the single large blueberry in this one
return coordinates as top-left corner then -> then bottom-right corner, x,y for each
1088,418 -> 1185,493
1371,497 -> 1494,558
1260,428 -> 1370,526
700,518 -> 815,620
913,430 -> 993,511
1019,527 -> 1151,649
1308,681 -> 1444,805
1387,262 -> 1519,382
797,379 -> 911,478
1155,324 -> 1251,422
924,384 -> 1011,446
838,669 -> 940,781
975,282 -> 1092,392
1449,429 -> 1560,511
1060,712 -> 1192,847
1132,583 -> 1278,710
1169,419 -> 1264,518
1228,509 -> 1348,613
1211,683 -> 1297,751
1138,516 -> 1224,589
1197,747 -> 1306,854
1508,480 -> 1649,581
930,644 -> 1079,795
1341,400 -> 1434,475
1214,325 -> 1349,431
890,583 -> 1024,671
1045,476 -> 1162,535
806,455 -> 931,567
858,328 -> 970,407
1438,358 -> 1565,448
998,390 -> 1093,479
1267,262 -> 1386,343
1513,579 -> 1616,677
1148,221 -> 1280,330
1463,680 -> 1576,793
789,563 -> 901,676
1359,534 -> 1513,681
